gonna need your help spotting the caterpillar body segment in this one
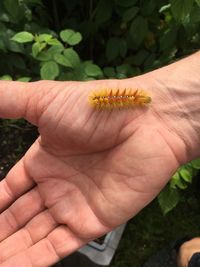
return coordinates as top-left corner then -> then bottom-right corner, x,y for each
89,88 -> 151,109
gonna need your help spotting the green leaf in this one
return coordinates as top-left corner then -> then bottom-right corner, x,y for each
32,42 -> 46,57
131,67 -> 141,76
116,64 -> 134,77
159,4 -> 171,13
36,34 -> 52,43
59,72 -> 75,81
32,42 -> 40,57
35,51 -> 52,61
73,62 -> 90,80
24,0 -> 42,4
141,0 -> 156,16
119,39 -> 127,58
159,28 -> 177,51
144,53 -> 156,70
158,185 -> 180,215
95,0 -> 113,24
106,37 -> 120,61
17,77 -> 31,82
3,0 -> 23,21
84,63 -> 103,77
0,22 -> 7,33
47,38 -> 62,46
180,168 -> 193,183
191,158 -> 200,169
36,35 -> 60,47
132,49 -> 149,65
0,39 -> 6,51
170,0 -> 194,22
2,29 -> 24,53
0,12 -> 9,22
115,0 -> 138,7
0,75 -> 12,80
122,7 -> 139,22
190,7 -> 200,23
130,16 -> 148,47
116,73 -> 127,79
53,54 -> 72,68
11,32 -> 34,43
103,67 -> 116,78
170,172 -> 188,189
48,44 -> 64,55
195,0 -> 200,7
63,48 -> 80,68
40,61 -> 59,80
8,40 -> 24,53
60,29 -> 82,46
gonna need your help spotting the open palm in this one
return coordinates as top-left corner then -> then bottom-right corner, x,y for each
0,76 -> 187,266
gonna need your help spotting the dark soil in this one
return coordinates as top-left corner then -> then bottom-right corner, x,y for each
0,119 -> 38,180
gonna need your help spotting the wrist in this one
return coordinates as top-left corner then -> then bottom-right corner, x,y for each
145,52 -> 200,162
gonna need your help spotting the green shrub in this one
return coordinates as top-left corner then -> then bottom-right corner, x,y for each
1,0 -> 200,81
158,158 -> 200,215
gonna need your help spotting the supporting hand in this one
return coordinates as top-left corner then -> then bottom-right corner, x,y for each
0,53 -> 199,266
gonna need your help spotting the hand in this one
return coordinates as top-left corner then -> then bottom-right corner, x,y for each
177,238 -> 200,267
0,59 -> 196,267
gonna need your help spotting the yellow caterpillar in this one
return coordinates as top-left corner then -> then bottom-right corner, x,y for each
89,89 -> 151,109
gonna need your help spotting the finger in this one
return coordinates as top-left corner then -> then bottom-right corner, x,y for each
0,210 -> 58,263
0,226 -> 87,267
0,159 -> 36,212
0,187 -> 45,241
0,81 -> 32,119
0,80 -> 61,125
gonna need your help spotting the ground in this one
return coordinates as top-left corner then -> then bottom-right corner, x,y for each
111,180 -> 200,267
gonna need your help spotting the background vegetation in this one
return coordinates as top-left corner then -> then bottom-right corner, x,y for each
0,0 -> 200,266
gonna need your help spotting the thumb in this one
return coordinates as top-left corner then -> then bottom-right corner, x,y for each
0,81 -> 37,124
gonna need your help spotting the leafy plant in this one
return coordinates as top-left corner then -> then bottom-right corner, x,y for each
158,158 -> 200,215
9,29 -> 103,80
1,0 -> 200,80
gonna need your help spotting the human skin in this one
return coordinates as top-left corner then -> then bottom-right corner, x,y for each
0,52 -> 199,266
177,238 -> 200,267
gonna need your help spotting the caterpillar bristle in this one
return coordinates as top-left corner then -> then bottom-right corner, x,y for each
88,88 -> 151,110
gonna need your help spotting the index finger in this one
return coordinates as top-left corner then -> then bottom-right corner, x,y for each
0,159 -> 35,212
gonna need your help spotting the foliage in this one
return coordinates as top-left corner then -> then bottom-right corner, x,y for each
0,0 -> 200,213
111,186 -> 200,267
158,158 -> 200,214
0,0 -> 200,81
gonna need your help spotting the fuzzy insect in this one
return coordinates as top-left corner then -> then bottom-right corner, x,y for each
89,89 -> 151,109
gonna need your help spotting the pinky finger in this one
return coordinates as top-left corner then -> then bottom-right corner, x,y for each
0,226 -> 88,267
